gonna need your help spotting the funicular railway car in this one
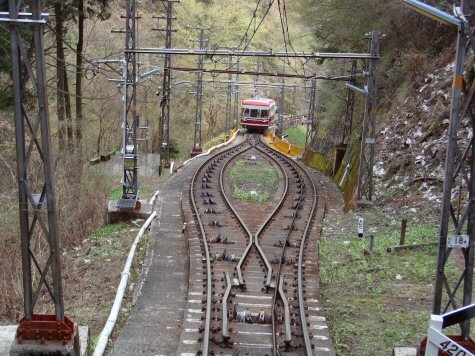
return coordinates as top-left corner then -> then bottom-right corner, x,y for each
240,98 -> 277,131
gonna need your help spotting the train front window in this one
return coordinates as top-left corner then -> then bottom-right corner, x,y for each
242,108 -> 250,116
261,110 -> 269,118
250,109 -> 258,118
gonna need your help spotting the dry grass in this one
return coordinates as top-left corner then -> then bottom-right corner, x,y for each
0,119 -> 112,323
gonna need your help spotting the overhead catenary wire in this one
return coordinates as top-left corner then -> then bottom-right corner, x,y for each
46,84 -> 121,101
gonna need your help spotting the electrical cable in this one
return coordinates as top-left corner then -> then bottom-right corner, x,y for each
47,83 -> 121,100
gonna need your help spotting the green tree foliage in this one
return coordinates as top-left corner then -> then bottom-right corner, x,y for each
293,0 -> 456,114
294,0 -> 453,54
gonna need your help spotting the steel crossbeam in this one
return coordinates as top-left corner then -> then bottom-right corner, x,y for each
9,0 -> 78,351
124,47 -> 379,59
118,0 -> 140,209
356,31 -> 380,204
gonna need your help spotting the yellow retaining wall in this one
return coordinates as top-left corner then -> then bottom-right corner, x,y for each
264,131 -> 303,158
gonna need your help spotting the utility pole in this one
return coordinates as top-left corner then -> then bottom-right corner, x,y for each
188,26 -> 208,156
154,0 -> 178,173
291,86 -> 297,117
277,63 -> 286,138
341,59 -> 357,144
356,31 -> 380,205
225,55 -> 233,135
254,57 -> 261,97
305,77 -> 317,151
118,0 -> 140,210
233,56 -> 241,128
5,0 -> 79,353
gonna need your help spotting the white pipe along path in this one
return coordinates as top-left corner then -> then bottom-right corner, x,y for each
93,211 -> 157,356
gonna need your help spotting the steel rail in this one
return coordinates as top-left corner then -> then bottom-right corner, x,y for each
219,138 -> 294,352
253,144 -> 291,354
278,275 -> 292,347
253,144 -> 290,289
219,144 -> 254,286
259,137 -> 317,354
190,138 -> 248,355
222,272 -> 232,341
294,157 -> 319,355
257,143 -> 307,354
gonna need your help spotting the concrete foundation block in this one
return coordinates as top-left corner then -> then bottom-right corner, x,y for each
1,325 -> 89,356
107,200 -> 152,224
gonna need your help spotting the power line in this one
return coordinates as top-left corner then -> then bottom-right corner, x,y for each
46,83 -> 120,100
236,0 -> 262,51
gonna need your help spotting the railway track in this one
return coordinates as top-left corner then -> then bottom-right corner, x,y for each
177,134 -> 333,355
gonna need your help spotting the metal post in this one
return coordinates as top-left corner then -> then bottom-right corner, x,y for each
277,63 -> 286,138
190,26 -> 207,155
8,0 -> 78,350
225,55 -> 233,135
357,31 -> 380,204
118,0 -> 140,209
432,0 -> 474,338
305,77 -> 317,151
342,59 -> 357,144
233,56 -> 241,128
400,219 -> 407,246
291,86 -> 297,118
254,57 -> 260,97
157,0 -> 178,172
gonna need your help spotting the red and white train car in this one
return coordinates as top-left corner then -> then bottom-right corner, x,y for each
240,98 -> 277,131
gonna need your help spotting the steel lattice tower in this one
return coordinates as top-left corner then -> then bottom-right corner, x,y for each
305,77 -> 317,150
431,0 -> 475,337
356,31 -> 380,204
158,0 -> 177,171
341,60 -> 357,145
6,0 -> 78,351
119,0 -> 140,209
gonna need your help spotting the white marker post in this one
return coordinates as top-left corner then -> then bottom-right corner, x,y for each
358,217 -> 364,238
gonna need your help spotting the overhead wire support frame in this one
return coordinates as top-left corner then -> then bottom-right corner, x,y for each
125,47 -> 379,60
403,0 -> 475,351
156,0 -> 178,172
225,54 -> 233,135
8,0 -> 79,353
118,0 -> 141,210
233,56 -> 241,128
356,31 -> 380,205
277,63 -> 286,138
341,59 -> 357,145
188,25 -> 209,155
305,77 -> 317,151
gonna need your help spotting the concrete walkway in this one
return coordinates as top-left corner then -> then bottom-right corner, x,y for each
111,158 -> 205,356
